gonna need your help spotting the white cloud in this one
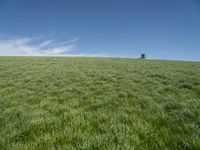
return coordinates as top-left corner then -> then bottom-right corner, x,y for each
0,36 -> 79,56
38,40 -> 54,48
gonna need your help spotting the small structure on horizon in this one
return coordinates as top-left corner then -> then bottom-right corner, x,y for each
140,53 -> 146,59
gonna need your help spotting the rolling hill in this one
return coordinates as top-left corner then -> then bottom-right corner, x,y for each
0,57 -> 200,149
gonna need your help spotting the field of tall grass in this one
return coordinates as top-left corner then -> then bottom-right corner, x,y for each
0,57 -> 200,149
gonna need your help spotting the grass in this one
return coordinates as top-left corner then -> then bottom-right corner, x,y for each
0,57 -> 200,150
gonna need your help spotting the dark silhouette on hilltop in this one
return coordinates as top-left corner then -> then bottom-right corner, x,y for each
141,54 -> 146,59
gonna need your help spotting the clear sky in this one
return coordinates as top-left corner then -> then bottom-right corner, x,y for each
0,0 -> 200,61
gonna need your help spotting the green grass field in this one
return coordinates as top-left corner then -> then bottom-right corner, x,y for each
0,57 -> 200,149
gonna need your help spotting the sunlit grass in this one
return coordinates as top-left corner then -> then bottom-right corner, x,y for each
0,57 -> 200,149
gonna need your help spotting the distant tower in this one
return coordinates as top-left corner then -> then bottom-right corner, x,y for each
141,53 -> 146,59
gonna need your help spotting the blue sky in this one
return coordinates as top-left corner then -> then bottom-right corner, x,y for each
0,0 -> 200,61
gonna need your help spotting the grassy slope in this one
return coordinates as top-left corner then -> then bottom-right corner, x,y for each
0,57 -> 200,150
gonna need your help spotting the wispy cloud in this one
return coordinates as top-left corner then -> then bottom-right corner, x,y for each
38,40 -> 54,48
0,35 -> 79,56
